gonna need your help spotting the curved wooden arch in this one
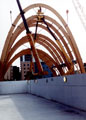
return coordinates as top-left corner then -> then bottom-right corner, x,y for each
7,33 -> 66,64
7,16 -> 73,61
7,34 -> 63,64
0,5 -> 71,62
4,16 -> 76,65
26,18 -> 73,60
3,15 -> 69,59
5,34 -> 65,75
19,3 -> 85,72
30,21 -> 73,61
6,33 -> 73,74
0,3 -> 85,80
6,49 -> 60,76
4,16 -> 73,70
36,34 -> 64,62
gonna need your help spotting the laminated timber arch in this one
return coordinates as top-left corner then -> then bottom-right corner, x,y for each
5,49 -> 57,77
0,3 -> 85,80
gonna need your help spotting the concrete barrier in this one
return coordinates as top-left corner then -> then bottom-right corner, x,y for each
0,81 -> 27,94
1,74 -> 86,111
27,74 -> 86,111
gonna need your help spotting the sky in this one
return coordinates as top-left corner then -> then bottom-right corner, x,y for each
0,0 -> 86,67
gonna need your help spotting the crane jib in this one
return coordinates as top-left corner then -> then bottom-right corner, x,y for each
16,0 -> 31,34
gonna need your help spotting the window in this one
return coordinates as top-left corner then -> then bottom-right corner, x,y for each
27,64 -> 29,66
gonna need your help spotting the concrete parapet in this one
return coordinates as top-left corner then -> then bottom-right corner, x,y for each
27,74 -> 86,111
0,81 -> 27,94
0,74 -> 86,111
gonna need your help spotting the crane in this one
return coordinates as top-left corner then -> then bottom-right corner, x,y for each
16,0 -> 44,76
72,0 -> 86,31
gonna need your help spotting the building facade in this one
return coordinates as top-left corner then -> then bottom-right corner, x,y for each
20,54 -> 32,80
4,66 -> 13,80
4,66 -> 21,80
20,54 -> 53,80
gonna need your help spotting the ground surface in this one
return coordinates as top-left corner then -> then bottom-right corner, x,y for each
0,94 -> 86,120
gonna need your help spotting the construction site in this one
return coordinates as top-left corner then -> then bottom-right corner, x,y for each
0,0 -> 86,119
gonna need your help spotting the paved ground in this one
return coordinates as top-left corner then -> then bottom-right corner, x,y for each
0,94 -> 86,120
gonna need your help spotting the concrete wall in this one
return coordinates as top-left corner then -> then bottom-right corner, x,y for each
1,74 -> 86,111
27,74 -> 86,111
0,81 -> 27,94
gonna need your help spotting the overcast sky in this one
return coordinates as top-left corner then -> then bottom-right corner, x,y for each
0,0 -> 86,66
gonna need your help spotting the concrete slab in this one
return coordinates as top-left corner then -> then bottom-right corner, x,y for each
0,94 -> 86,120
